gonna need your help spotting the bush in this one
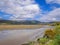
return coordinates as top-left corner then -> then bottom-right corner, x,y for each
44,29 -> 56,39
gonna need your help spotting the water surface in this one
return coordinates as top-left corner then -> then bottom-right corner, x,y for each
0,26 -> 53,45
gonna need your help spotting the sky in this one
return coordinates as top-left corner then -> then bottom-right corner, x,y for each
0,0 -> 60,22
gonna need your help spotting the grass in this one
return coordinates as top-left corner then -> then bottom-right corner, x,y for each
0,25 -> 42,30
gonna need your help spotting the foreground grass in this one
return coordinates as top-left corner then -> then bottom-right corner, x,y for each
0,25 -> 42,30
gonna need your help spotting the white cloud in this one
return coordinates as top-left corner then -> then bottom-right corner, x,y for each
46,0 -> 60,4
40,8 -> 60,22
0,0 -> 40,20
42,0 -> 60,22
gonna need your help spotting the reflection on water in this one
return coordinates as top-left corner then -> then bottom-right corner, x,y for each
0,26 -> 53,45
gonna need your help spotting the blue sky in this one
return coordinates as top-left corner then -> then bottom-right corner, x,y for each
0,0 -> 60,22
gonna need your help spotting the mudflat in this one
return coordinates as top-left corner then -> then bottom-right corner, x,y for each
0,25 -> 42,30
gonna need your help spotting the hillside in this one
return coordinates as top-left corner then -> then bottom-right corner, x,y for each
0,19 -> 60,25
0,20 -> 40,25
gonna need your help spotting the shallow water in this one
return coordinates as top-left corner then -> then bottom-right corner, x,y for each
0,26 -> 53,45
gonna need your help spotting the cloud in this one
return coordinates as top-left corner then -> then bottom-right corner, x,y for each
0,0 -> 40,20
40,8 -> 60,22
46,0 -> 60,4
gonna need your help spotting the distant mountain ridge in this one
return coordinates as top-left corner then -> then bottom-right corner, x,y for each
0,19 -> 40,25
0,19 -> 60,25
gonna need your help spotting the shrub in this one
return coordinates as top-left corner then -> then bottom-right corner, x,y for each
44,29 -> 56,39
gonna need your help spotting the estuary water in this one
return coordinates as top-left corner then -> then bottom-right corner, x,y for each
0,26 -> 53,45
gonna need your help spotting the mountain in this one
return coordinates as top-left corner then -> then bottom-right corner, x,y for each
0,19 -> 60,25
0,19 -> 40,25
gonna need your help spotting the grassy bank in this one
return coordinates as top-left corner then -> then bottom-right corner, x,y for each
0,25 -> 42,30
